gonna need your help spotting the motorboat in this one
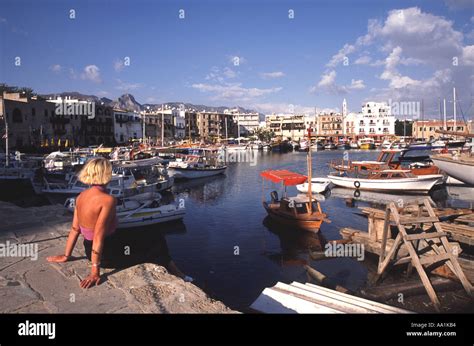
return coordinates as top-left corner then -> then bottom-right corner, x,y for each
324,143 -> 337,150
168,148 -> 227,180
328,170 -> 443,193
296,178 -> 332,194
64,192 -> 185,228
260,129 -> 329,233
357,138 -> 375,150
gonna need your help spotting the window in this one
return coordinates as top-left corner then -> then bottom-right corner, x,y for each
44,109 -> 48,117
12,108 -> 22,123
32,108 -> 36,116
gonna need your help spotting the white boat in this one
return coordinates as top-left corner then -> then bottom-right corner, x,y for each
431,153 -> 474,186
64,193 -> 185,228
350,141 -> 359,149
357,138 -> 375,150
296,178 -> 332,194
328,170 -> 443,193
42,158 -> 173,203
225,144 -> 248,152
168,149 -> 227,180
324,143 -> 337,150
311,142 -> 324,151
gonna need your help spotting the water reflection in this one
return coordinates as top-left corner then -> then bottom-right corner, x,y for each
262,216 -> 326,267
172,175 -> 227,204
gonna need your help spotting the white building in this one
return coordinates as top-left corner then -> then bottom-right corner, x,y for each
113,109 -> 143,144
354,102 -> 395,139
225,108 -> 260,135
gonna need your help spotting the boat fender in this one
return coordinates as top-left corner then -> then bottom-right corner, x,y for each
354,181 -> 361,188
353,190 -> 360,198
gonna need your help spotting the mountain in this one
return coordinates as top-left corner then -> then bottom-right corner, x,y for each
112,93 -> 142,112
40,91 -> 263,117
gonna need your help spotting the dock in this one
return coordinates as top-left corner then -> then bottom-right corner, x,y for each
340,199 -> 474,311
250,281 -> 412,314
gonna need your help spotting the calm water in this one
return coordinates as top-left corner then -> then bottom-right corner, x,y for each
4,150 -> 474,311
162,150 -> 474,310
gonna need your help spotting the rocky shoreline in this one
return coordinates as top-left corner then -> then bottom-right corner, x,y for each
0,201 -> 236,313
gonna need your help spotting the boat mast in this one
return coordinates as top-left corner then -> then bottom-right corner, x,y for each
421,99 -> 424,141
453,87 -> 457,136
307,128 -> 312,213
161,104 -> 165,146
443,98 -> 447,131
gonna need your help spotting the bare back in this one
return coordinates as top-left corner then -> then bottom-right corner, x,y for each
75,187 -> 116,232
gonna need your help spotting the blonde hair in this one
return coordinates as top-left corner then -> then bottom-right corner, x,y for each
78,157 -> 112,185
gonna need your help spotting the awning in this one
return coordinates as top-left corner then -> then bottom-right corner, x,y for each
260,170 -> 307,186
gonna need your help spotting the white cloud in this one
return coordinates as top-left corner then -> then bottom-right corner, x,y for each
114,59 -> 125,72
260,71 -> 285,79
311,70 -> 365,94
205,66 -> 237,82
192,82 -> 282,102
320,7 -> 473,114
326,44 -> 355,68
253,103 -> 337,115
354,56 -> 371,65
49,64 -> 62,73
115,79 -> 143,91
81,65 -> 101,83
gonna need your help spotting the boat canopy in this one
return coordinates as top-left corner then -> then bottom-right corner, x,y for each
260,170 -> 307,186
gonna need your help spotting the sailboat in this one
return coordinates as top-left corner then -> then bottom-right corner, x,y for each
260,129 -> 329,232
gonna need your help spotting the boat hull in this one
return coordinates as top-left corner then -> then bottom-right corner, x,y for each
296,179 -> 332,194
117,208 -> 186,229
328,174 -> 442,193
168,166 -> 227,179
263,202 -> 323,232
431,156 -> 474,185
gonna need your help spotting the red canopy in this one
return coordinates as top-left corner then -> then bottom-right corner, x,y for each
260,170 -> 307,186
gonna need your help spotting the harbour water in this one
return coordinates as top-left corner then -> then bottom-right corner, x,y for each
3,150 -> 474,311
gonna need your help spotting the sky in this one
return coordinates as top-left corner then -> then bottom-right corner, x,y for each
1,0 -> 473,119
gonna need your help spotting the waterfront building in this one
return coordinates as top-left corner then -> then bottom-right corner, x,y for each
224,108 -> 260,135
413,120 -> 467,140
318,113 -> 343,141
195,111 -> 238,141
113,109 -> 142,144
353,102 -> 395,140
265,114 -> 306,140
0,92 -> 55,150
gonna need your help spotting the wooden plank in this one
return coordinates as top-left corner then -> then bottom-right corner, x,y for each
419,253 -> 450,266
399,216 -> 439,225
291,282 -> 411,314
405,232 -> 447,241
360,278 -> 460,301
273,283 -> 384,314
250,287 -> 344,314
299,282 -> 412,313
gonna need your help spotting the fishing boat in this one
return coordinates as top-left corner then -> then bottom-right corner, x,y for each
324,143 -> 337,150
357,138 -> 375,150
350,141 -> 359,149
298,140 -> 310,152
329,149 -> 442,177
296,178 -> 332,194
168,148 -> 227,179
310,142 -> 324,151
65,192 -> 185,228
336,142 -> 351,150
431,153 -> 474,186
408,140 -> 432,150
260,129 -> 329,233
43,157 -> 171,203
328,170 -> 443,193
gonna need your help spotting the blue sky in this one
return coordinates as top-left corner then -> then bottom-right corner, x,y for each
1,0 -> 473,118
